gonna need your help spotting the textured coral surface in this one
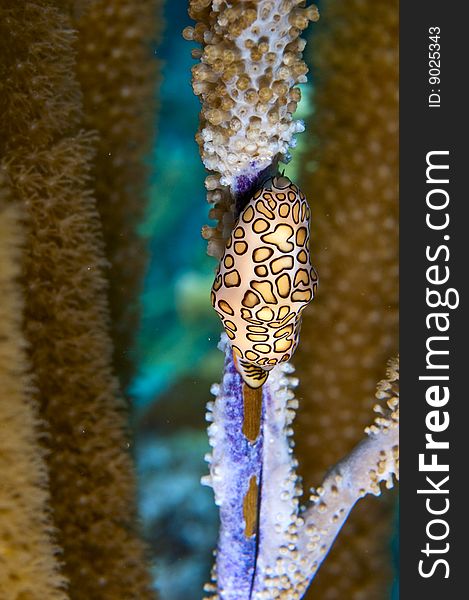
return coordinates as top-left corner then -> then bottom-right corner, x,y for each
294,0 -> 399,597
72,0 -> 159,387
185,0 -> 318,187
0,2 -> 154,598
296,357 -> 399,596
204,341 -> 265,598
0,182 -> 68,600
186,0 -> 319,260
204,339 -> 398,600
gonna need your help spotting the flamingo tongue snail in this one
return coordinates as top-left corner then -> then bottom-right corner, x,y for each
211,175 -> 318,389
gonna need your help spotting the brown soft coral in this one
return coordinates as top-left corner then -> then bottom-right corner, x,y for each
294,0 -> 399,597
72,0 -> 159,387
0,178 -> 69,600
0,3 -> 154,598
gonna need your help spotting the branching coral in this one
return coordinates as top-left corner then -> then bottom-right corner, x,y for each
72,0 -> 160,386
204,338 -> 399,599
203,341 -> 266,598
0,180 -> 68,600
185,0 -> 319,259
0,2 -> 154,598
294,0 -> 399,596
187,1 -> 399,598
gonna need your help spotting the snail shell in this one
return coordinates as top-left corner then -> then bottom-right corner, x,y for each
211,175 -> 317,388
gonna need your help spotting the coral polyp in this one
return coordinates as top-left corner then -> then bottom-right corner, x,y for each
184,0 -> 319,189
185,0 -> 319,261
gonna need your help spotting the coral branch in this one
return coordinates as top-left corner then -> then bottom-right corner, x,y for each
251,361 -> 303,599
204,337 -> 265,598
72,0 -> 160,386
204,336 -> 399,599
0,179 -> 68,599
189,2 -> 398,599
295,0 -> 399,595
0,3 -> 154,598
297,360 -> 399,587
186,0 -> 319,258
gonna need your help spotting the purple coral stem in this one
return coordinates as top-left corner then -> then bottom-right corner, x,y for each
208,342 -> 264,599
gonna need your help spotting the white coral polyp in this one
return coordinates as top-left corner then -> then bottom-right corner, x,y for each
186,0 -> 319,188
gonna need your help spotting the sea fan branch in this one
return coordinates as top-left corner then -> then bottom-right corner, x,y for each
204,338 -> 399,599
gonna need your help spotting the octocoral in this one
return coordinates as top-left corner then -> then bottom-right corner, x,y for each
187,1 -> 399,598
295,0 -> 399,596
204,338 -> 398,599
72,0 -> 160,387
0,2 -> 155,598
185,0 -> 319,259
0,179 -> 68,599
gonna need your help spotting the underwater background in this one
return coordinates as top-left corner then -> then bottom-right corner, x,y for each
132,4 -> 222,595
0,1 -> 398,599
